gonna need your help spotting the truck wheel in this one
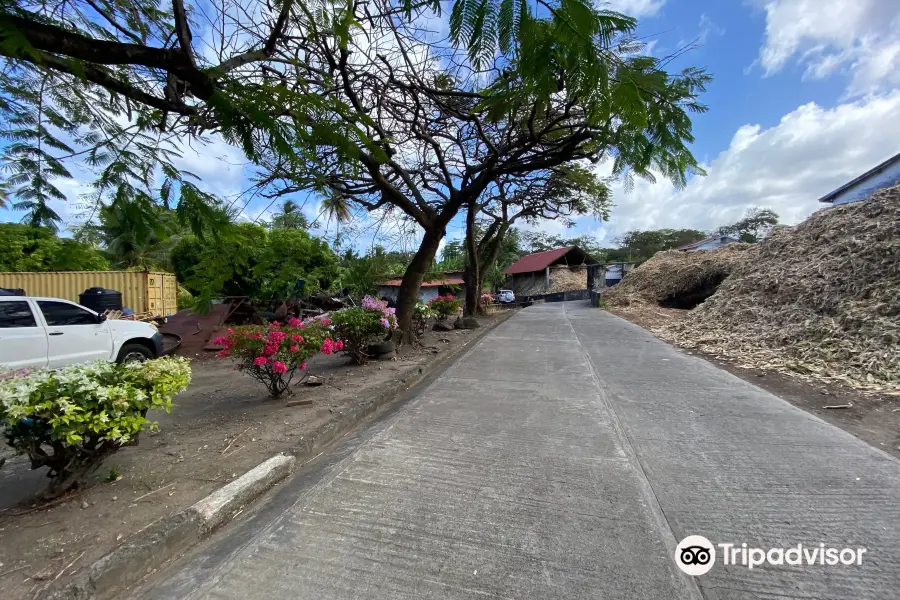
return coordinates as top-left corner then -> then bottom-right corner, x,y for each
117,343 -> 153,364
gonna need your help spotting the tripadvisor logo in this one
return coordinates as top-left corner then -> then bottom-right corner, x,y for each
675,535 -> 867,576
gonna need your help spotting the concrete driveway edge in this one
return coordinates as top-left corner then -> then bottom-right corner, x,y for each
38,308 -> 518,600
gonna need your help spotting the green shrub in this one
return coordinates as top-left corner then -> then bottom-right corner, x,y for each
0,358 -> 191,499
428,294 -> 462,321
331,297 -> 397,364
412,301 -> 435,337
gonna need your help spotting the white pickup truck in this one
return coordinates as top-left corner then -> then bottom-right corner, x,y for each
0,296 -> 165,370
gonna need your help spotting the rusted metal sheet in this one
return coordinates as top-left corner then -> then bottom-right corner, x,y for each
0,271 -> 178,317
159,304 -> 231,357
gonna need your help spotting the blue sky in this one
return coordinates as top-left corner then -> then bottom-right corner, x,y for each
3,0 -> 900,254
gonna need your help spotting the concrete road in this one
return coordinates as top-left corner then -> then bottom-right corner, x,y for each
133,303 -> 900,600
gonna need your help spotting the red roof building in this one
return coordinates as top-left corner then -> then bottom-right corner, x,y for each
503,246 -> 598,298
503,246 -> 596,275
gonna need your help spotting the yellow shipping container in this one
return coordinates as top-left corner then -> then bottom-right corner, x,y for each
0,271 -> 178,317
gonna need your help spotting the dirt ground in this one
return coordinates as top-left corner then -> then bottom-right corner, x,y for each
607,306 -> 900,460
0,314 -> 506,600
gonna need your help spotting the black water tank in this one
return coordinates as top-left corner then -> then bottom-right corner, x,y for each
79,287 -> 123,312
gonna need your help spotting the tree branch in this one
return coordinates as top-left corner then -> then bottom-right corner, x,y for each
30,50 -> 198,115
215,0 -> 294,73
0,11 -> 215,99
171,0 -> 197,68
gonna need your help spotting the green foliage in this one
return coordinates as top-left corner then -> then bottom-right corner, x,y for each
340,246 -> 414,299
172,224 -> 339,307
0,222 -> 110,271
439,239 -> 466,271
0,357 -> 191,498
105,465 -> 122,482
449,0 -> 710,189
428,294 -> 463,321
412,300 -> 435,337
613,228 -> 708,260
269,200 -> 309,231
717,207 -> 779,243
517,230 -> 605,258
170,223 -> 266,305
255,228 -> 340,299
216,319 -> 332,397
330,301 -> 395,365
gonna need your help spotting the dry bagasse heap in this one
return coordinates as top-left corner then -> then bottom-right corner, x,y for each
601,244 -> 753,307
657,185 -> 900,393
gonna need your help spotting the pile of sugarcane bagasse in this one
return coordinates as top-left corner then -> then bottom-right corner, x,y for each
655,184 -> 900,394
601,243 -> 754,307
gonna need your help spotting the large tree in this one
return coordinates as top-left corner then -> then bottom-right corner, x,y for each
461,165 -> 611,315
717,207 -> 779,242
614,228 -> 707,260
255,0 -> 709,339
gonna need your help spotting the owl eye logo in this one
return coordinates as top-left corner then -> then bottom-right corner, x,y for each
675,535 -> 716,575
680,546 -> 712,565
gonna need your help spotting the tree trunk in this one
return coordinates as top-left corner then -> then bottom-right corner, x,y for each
479,222 -> 509,291
464,265 -> 479,316
395,229 -> 443,343
463,199 -> 480,317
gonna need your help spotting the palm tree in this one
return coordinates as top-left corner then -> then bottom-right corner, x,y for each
269,200 -> 309,230
321,192 -> 352,225
16,199 -> 62,231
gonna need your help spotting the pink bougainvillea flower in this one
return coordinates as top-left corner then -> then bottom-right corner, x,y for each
212,336 -> 228,345
263,344 -> 278,357
334,340 -> 344,351
227,328 -> 234,335
268,330 -> 287,343
217,349 -> 230,358
380,318 -> 390,329
321,338 -> 334,355
253,356 -> 268,366
300,362 -> 307,370
291,333 -> 303,343
287,317 -> 302,328
289,345 -> 300,352
270,321 -> 281,328
272,361 -> 288,374
320,318 -> 332,326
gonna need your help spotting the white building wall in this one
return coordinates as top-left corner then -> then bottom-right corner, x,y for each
829,160 -> 900,205
376,285 -> 441,303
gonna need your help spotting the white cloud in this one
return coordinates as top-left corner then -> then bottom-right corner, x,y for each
757,0 -> 900,96
578,91 -> 900,240
172,135 -> 248,199
696,14 -> 725,45
601,0 -> 666,18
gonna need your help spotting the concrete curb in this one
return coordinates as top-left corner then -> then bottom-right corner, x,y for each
40,309 -> 517,600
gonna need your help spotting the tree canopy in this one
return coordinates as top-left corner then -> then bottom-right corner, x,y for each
1,0 -> 710,335
613,228 -> 707,260
0,222 -> 109,271
717,207 -> 779,243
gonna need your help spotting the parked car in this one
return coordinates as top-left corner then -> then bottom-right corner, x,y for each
497,289 -> 516,304
0,296 -> 165,370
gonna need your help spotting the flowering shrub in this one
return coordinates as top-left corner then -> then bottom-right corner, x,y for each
412,301 -> 435,337
479,293 -> 495,307
428,294 -> 463,321
331,296 -> 398,364
0,357 -> 191,498
214,318 -> 337,397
